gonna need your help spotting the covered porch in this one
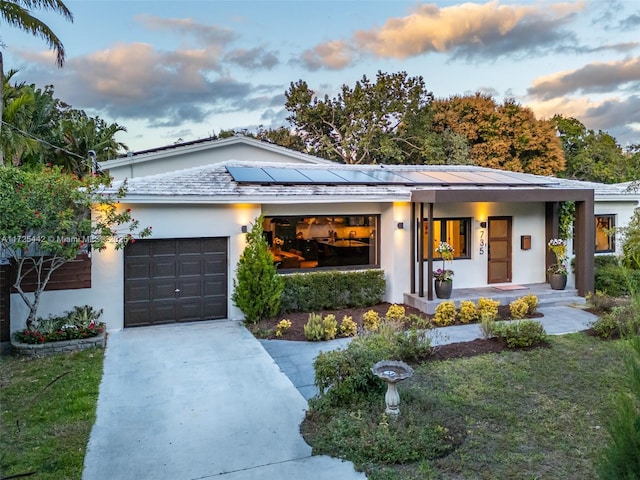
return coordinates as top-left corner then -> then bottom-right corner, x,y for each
407,187 -> 595,307
404,282 -> 585,315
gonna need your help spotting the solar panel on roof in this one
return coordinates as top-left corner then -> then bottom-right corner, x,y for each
331,170 -> 382,183
449,171 -> 504,184
262,168 -> 312,183
392,171 -> 447,184
299,169 -> 349,183
363,169 -> 414,183
419,171 -> 476,184
226,166 -> 274,183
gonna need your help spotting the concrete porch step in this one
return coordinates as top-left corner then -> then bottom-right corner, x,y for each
404,283 -> 586,315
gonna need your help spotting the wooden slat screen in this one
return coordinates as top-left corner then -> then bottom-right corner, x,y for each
0,262 -> 10,342
10,254 -> 92,293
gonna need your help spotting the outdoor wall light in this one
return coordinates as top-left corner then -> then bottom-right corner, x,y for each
397,222 -> 404,230
241,225 -> 248,233
479,221 -> 487,228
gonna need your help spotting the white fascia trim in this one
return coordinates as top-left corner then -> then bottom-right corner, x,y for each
119,194 -> 409,204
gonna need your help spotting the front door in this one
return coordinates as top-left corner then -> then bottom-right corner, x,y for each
488,217 -> 512,283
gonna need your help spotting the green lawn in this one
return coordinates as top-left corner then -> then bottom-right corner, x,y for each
0,349 -> 104,480
303,334 -> 630,480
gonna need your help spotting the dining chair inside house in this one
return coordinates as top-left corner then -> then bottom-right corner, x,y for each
280,256 -> 300,269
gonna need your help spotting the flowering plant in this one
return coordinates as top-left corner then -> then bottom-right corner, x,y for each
273,237 -> 284,246
433,268 -> 454,282
435,241 -> 455,261
547,238 -> 568,276
434,241 -> 455,282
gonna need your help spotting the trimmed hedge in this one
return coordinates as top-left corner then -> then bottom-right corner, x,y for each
279,269 -> 386,313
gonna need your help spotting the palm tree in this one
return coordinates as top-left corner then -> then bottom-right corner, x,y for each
0,0 -> 73,165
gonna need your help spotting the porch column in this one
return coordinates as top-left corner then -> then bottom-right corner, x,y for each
410,202 -> 416,294
418,203 -> 424,297
574,198 -> 595,296
427,203 -> 434,301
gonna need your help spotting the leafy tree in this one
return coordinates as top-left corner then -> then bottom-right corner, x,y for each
0,0 -> 74,166
621,208 -> 640,270
1,76 -> 127,175
432,94 -> 565,175
285,71 -> 439,165
0,165 -> 151,328
232,215 -> 283,323
552,115 -> 635,183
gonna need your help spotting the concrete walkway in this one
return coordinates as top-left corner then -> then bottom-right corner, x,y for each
261,304 -> 598,400
83,320 -> 365,480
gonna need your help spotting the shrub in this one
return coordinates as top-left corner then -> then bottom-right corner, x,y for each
362,310 -> 381,332
458,301 -> 478,324
279,269 -> 385,313
521,294 -> 539,315
434,301 -> 456,326
313,323 -> 432,406
596,336 -> 640,479
385,304 -> 405,321
491,320 -> 547,348
275,319 -> 292,337
509,298 -> 529,319
14,305 -> 105,344
232,215 -> 284,323
304,313 -> 325,341
587,291 -> 621,314
480,312 -> 495,339
594,263 -> 634,297
322,314 -> 338,340
478,297 -> 500,320
590,306 -> 640,339
339,315 -> 357,337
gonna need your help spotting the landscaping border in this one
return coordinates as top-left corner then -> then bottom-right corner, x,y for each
11,332 -> 106,357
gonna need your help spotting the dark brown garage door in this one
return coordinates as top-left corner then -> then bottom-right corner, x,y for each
124,238 -> 227,327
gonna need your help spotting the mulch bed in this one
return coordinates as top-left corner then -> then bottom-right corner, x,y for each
247,303 -> 555,360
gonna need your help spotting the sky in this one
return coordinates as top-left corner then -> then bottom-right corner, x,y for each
2,0 -> 640,153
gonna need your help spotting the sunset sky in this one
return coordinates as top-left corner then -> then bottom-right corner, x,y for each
2,0 -> 640,153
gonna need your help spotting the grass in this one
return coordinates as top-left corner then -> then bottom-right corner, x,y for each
0,348 -> 104,480
302,333 -> 630,480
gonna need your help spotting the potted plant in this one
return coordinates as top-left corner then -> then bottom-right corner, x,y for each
434,241 -> 455,299
547,238 -> 568,290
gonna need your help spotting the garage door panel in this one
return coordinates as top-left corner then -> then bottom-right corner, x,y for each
127,283 -> 151,302
153,260 -> 177,278
125,237 -> 228,327
176,280 -> 202,298
204,257 -> 226,275
152,240 -> 177,256
126,261 -> 152,279
178,259 -> 203,276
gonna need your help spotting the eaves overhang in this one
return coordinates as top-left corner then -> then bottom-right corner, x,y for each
410,187 -> 594,203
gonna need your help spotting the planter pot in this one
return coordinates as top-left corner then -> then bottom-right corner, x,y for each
434,280 -> 453,299
548,273 -> 567,290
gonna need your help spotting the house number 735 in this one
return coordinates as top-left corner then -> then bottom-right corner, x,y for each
479,230 -> 485,255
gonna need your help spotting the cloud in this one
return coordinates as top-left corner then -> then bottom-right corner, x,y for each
619,12 -> 640,30
528,57 -> 640,100
13,42 -> 286,129
135,14 -> 237,47
298,0 -> 584,70
224,47 -> 279,70
299,40 -> 355,71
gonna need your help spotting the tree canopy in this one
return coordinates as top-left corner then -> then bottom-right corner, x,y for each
552,115 -> 640,183
1,74 -> 127,176
285,71 -> 439,165
432,94 -> 565,175
0,165 -> 151,327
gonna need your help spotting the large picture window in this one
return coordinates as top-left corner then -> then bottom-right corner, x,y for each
423,218 -> 471,259
595,215 -> 615,253
262,215 -> 379,270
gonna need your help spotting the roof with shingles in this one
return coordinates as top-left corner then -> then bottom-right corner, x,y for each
111,161 -> 638,204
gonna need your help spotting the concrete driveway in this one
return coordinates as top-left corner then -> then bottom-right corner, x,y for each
83,320 -> 365,480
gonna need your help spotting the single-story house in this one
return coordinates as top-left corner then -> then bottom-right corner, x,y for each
6,136 -> 640,332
